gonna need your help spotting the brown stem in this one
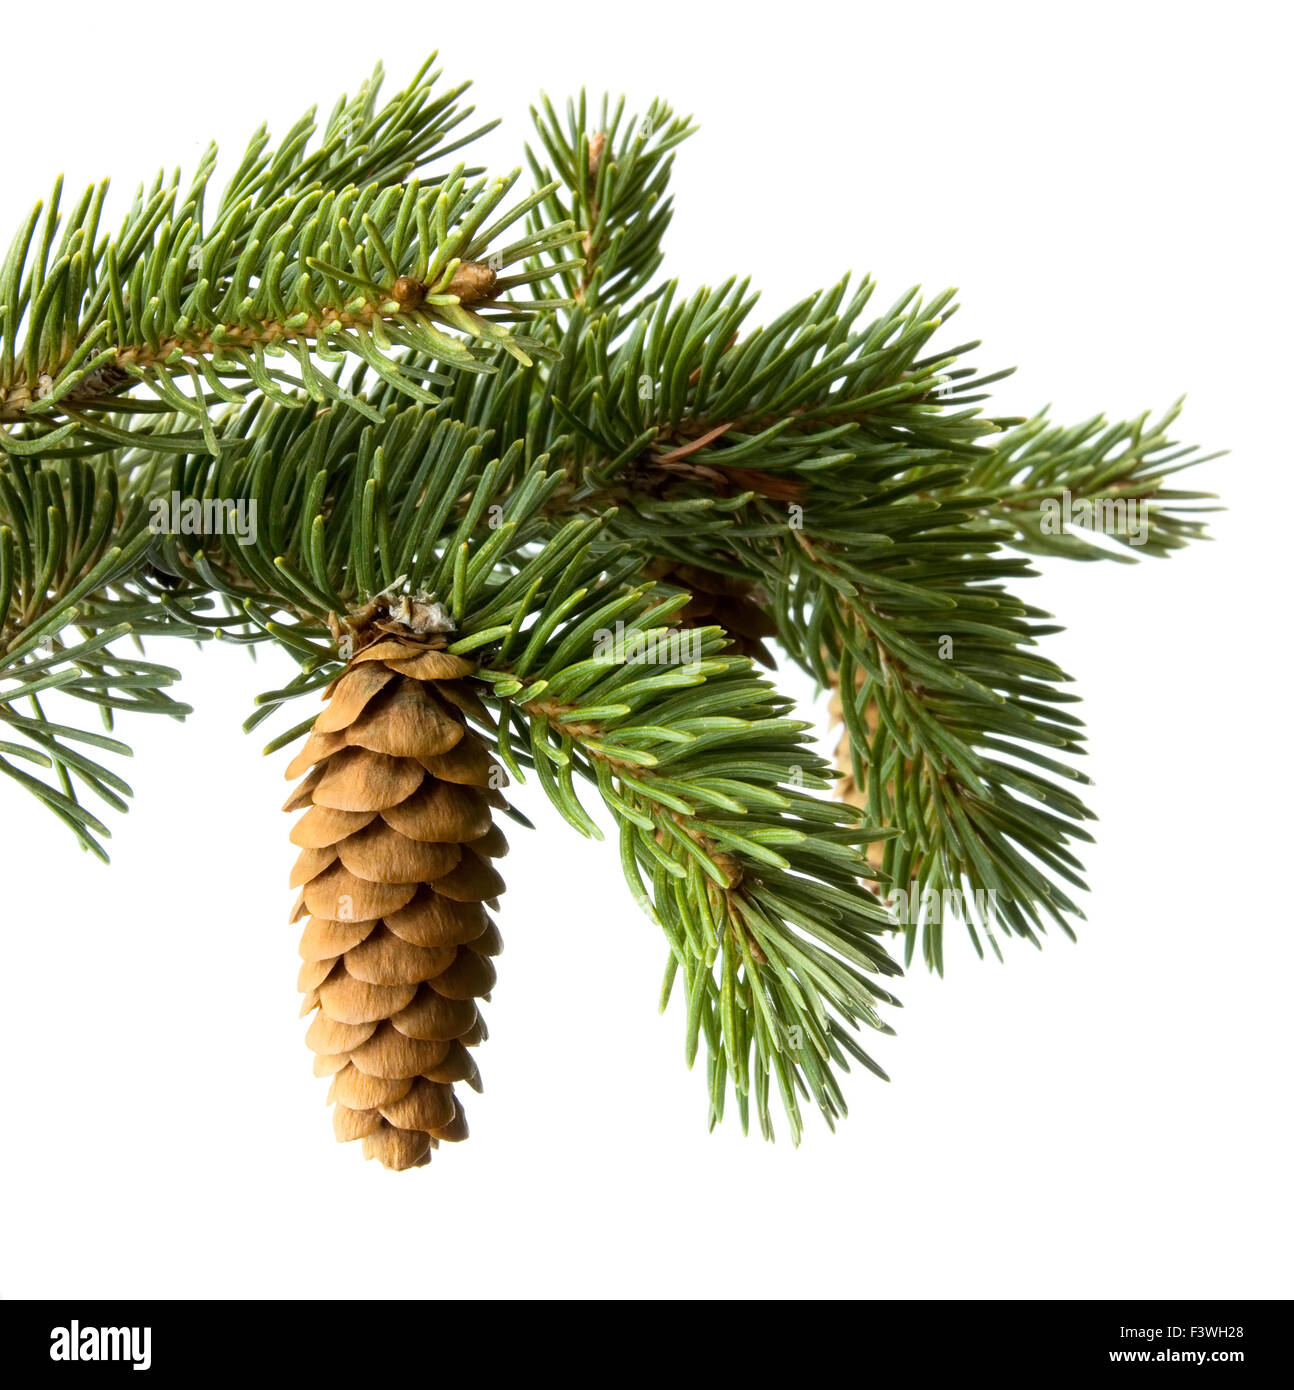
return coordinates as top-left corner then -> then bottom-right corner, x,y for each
0,262 -> 501,424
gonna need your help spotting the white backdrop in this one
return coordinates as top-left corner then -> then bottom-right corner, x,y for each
1,0 -> 1289,1300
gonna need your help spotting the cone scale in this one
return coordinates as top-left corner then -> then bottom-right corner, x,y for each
284,630 -> 506,1170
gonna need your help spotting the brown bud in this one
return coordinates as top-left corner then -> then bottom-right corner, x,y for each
447,261 -> 499,306
712,853 -> 744,890
391,276 -> 427,312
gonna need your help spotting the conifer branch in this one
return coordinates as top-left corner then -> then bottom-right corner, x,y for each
0,63 -> 580,458
0,61 -> 1226,1153
951,399 -> 1223,560
525,93 -> 696,316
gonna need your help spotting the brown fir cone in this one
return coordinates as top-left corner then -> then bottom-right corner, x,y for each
284,632 -> 507,1170
645,560 -> 777,665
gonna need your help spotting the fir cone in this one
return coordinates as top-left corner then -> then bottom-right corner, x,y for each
284,632 -> 507,1170
645,560 -> 777,665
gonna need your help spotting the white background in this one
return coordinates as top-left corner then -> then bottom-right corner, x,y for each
1,0 -> 1289,1300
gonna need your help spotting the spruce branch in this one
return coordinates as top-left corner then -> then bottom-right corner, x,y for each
0,454 -> 197,856
487,618 -> 900,1140
0,64 -> 580,458
525,92 -> 696,315
453,253 -> 1203,966
951,399 -> 1223,560
0,63 -> 1227,1158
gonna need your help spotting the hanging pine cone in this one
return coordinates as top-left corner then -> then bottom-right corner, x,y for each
283,628 -> 507,1170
